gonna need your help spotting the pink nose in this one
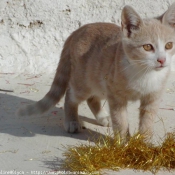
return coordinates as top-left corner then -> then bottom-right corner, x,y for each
157,58 -> 166,65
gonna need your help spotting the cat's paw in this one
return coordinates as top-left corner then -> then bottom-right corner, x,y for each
64,121 -> 81,133
97,116 -> 112,127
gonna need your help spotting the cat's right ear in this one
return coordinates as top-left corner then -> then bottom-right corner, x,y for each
161,2 -> 175,29
121,6 -> 143,38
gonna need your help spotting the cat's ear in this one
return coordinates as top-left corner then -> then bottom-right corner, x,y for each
162,2 -> 175,29
121,5 -> 143,38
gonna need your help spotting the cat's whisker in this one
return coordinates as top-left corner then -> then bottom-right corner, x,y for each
127,66 -> 149,86
142,67 -> 151,95
119,62 -> 138,73
131,60 -> 149,66
126,66 -> 150,92
119,61 -> 147,74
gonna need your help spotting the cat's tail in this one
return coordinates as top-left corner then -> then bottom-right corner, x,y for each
17,36 -> 72,117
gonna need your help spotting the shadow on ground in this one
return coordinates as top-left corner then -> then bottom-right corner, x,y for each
0,92 -> 106,140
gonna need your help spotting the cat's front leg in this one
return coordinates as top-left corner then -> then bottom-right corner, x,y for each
108,95 -> 130,141
139,94 -> 160,140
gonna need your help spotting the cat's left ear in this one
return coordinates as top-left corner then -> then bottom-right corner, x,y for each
121,5 -> 143,38
162,2 -> 175,29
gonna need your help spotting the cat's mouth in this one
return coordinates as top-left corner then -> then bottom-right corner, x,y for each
155,65 -> 167,70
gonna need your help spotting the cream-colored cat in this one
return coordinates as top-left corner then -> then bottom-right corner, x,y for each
18,4 -> 175,140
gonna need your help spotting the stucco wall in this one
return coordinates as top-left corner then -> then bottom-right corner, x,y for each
0,0 -> 174,74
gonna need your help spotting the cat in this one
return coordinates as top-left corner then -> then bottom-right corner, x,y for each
17,3 -> 175,141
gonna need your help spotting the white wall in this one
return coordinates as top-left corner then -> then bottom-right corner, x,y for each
0,0 -> 174,74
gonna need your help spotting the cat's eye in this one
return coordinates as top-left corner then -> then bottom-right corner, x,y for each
165,42 -> 173,50
143,44 -> 154,51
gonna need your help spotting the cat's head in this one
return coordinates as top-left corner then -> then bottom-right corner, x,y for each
121,3 -> 175,71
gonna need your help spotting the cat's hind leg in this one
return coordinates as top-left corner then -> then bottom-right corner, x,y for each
87,96 -> 112,127
64,89 -> 82,133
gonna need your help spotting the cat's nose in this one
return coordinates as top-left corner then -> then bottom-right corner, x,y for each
157,58 -> 166,65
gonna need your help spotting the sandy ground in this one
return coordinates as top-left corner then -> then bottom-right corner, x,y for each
0,72 -> 175,175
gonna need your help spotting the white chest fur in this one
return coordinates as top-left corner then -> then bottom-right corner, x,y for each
126,67 -> 169,95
